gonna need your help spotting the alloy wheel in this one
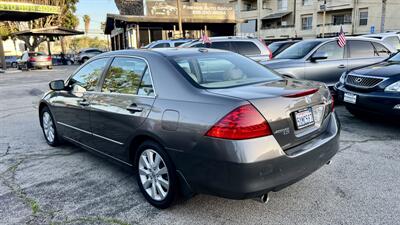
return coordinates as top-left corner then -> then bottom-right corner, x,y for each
42,112 -> 55,143
138,149 -> 170,201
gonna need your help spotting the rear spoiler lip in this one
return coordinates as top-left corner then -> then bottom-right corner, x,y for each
283,88 -> 319,98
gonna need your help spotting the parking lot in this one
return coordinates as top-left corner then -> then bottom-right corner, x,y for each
0,66 -> 399,225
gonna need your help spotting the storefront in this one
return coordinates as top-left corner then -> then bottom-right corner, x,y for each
104,1 -> 239,50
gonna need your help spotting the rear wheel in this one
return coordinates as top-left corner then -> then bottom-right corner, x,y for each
135,141 -> 178,209
47,65 -> 53,70
40,107 -> 60,146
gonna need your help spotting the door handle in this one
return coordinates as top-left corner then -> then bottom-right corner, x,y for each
79,99 -> 90,106
338,64 -> 346,69
126,104 -> 143,113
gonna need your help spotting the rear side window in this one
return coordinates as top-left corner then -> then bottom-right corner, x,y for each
69,58 -> 109,92
372,42 -> 391,57
153,43 -> 170,48
349,41 -> 375,58
210,42 -> 232,51
138,69 -> 155,96
193,43 -> 205,48
232,41 -> 261,55
174,42 -> 186,47
384,36 -> 400,50
314,41 -> 344,60
102,57 -> 147,94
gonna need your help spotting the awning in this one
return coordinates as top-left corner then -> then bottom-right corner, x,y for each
0,2 -> 60,21
12,27 -> 84,37
262,12 -> 291,21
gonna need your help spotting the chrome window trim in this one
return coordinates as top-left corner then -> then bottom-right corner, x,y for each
57,121 -> 124,145
345,73 -> 389,89
101,55 -> 158,98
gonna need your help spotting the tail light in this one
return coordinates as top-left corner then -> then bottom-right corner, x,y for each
47,56 -> 52,61
284,88 -> 319,98
28,57 -> 35,62
259,38 -> 272,60
331,95 -> 335,112
205,104 -> 272,140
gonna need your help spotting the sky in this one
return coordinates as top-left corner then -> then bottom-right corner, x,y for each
75,0 -> 119,37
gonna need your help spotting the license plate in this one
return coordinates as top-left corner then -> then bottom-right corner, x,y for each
294,108 -> 315,129
344,92 -> 357,104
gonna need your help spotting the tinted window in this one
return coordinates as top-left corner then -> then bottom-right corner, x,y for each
276,40 -> 322,59
314,41 -> 344,60
70,58 -> 108,92
102,57 -> 147,94
232,41 -> 261,55
193,43 -> 205,48
210,42 -> 232,51
173,53 -> 281,88
153,43 -> 170,48
138,69 -> 155,96
388,52 -> 400,62
29,52 -> 46,57
349,41 -> 375,58
174,42 -> 186,47
372,42 -> 391,57
385,36 -> 400,49
268,42 -> 285,54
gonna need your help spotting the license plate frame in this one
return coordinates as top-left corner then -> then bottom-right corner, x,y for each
344,92 -> 357,104
294,107 -> 315,130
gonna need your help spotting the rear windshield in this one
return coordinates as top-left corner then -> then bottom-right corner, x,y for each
268,42 -> 284,53
29,52 -> 46,57
275,40 -> 322,59
172,53 -> 281,88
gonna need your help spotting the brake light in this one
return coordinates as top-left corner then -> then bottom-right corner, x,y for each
205,104 -> 272,140
47,56 -> 52,61
259,38 -> 272,60
284,88 -> 319,98
28,57 -> 35,62
331,95 -> 335,112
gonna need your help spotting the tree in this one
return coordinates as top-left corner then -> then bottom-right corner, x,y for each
1,0 -> 80,51
83,15 -> 91,35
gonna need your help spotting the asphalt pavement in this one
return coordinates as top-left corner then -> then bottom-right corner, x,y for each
0,66 -> 399,225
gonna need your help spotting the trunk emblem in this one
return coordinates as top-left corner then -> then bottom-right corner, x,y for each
305,96 -> 312,104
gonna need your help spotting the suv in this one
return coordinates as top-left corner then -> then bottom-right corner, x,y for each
181,36 -> 272,61
268,40 -> 299,58
144,39 -> 192,48
362,32 -> 400,50
261,37 -> 396,87
75,48 -> 103,64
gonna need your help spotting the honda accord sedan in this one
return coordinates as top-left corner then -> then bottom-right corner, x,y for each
38,48 -> 340,209
336,52 -> 400,117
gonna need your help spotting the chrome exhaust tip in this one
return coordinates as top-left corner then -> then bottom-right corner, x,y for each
254,193 -> 270,204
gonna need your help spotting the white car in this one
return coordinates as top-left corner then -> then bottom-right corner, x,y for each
363,32 -> 400,50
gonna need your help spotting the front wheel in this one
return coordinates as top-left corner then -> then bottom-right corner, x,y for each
135,141 -> 178,209
40,107 -> 60,146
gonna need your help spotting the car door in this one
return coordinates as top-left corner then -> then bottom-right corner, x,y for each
89,56 -> 156,159
347,40 -> 388,71
51,57 -> 110,145
304,41 -> 347,86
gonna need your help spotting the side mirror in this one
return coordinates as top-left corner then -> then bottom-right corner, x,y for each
49,80 -> 65,91
310,51 -> 328,62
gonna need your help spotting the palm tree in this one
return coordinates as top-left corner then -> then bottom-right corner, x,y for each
83,15 -> 90,35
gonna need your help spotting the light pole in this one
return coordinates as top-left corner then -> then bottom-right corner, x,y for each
322,0 -> 326,38
176,0 -> 183,38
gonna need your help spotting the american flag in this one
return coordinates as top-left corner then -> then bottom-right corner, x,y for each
200,31 -> 211,44
337,26 -> 346,48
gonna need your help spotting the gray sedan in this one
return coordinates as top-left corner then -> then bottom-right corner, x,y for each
38,48 -> 339,209
261,37 -> 395,87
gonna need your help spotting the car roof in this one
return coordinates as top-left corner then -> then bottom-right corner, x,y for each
100,48 -> 229,59
363,32 -> 399,38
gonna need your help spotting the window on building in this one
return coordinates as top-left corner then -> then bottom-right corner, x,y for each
302,0 -> 312,6
277,0 -> 288,11
262,0 -> 269,9
359,8 -> 368,26
301,15 -> 313,30
332,14 -> 352,25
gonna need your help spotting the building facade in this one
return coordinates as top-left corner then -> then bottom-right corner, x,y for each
235,0 -> 399,40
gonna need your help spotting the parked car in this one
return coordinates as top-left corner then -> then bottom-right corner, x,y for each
17,51 -> 52,70
268,40 -> 299,58
261,37 -> 396,88
362,32 -> 400,50
181,36 -> 272,61
52,54 -> 75,65
38,48 -> 339,209
1,56 -> 18,68
335,51 -> 400,117
143,39 -> 192,48
75,48 -> 103,64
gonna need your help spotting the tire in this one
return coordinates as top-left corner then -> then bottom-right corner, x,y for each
40,107 -> 61,146
47,65 -> 53,70
11,62 -> 17,68
67,60 -> 72,65
135,140 -> 178,209
82,57 -> 89,63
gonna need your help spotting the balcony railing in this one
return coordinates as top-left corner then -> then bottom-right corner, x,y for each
316,22 -> 352,27
0,0 -> 56,5
261,24 -> 295,30
241,6 -> 257,12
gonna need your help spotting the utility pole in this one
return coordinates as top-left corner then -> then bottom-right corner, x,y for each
322,0 -> 326,38
380,0 -> 386,33
176,0 -> 183,38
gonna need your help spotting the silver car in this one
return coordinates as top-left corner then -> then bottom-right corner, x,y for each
362,32 -> 400,50
261,37 -> 396,87
39,48 -> 339,208
75,48 -> 104,64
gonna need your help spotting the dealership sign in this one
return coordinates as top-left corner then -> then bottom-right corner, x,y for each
146,1 -> 235,20
0,2 -> 60,14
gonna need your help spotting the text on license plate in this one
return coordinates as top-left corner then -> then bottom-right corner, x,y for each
344,92 -> 357,104
295,108 -> 315,129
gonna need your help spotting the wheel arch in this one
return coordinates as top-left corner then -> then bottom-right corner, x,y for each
127,132 -> 167,165
38,101 -> 50,127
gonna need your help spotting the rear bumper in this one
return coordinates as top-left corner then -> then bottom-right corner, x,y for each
31,61 -> 52,68
169,113 -> 340,199
335,84 -> 400,116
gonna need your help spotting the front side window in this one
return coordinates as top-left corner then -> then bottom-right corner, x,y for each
232,42 -> 261,55
359,8 -> 368,26
173,53 -> 281,88
349,41 -> 375,58
314,41 -> 345,60
210,42 -> 232,51
153,43 -> 170,48
301,15 -> 313,30
69,58 -> 108,92
102,57 -> 147,94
